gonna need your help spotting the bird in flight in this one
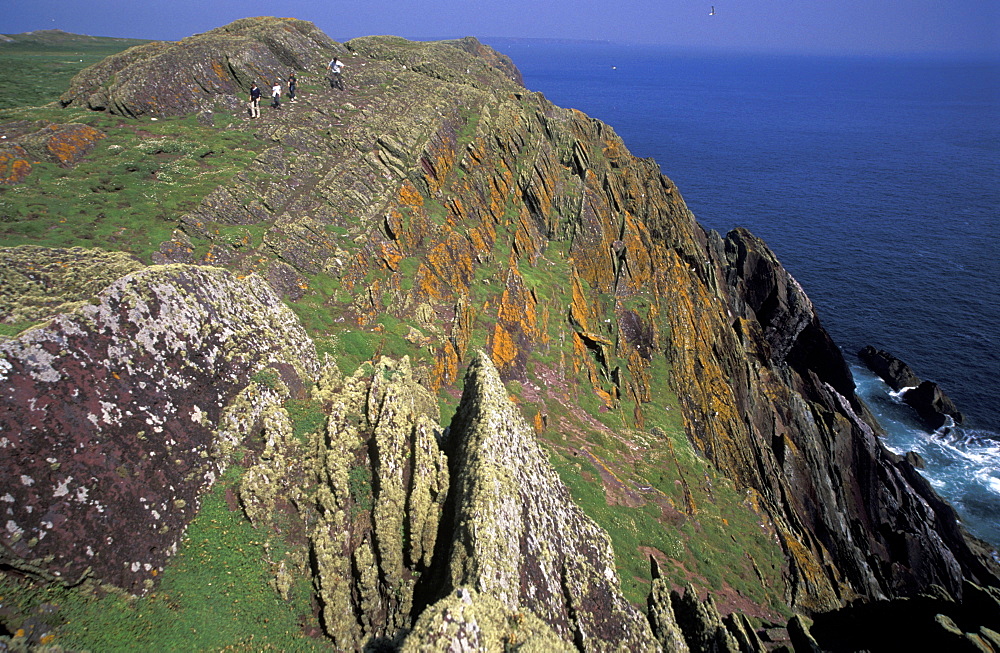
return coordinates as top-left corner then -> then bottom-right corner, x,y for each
709,6 -> 716,15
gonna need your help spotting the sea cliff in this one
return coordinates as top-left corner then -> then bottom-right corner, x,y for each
1,17 -> 997,651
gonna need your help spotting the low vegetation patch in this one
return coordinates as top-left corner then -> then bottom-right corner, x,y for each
0,466 -> 324,651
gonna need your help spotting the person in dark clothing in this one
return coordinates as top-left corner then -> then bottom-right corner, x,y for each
288,72 -> 297,102
248,82 -> 261,118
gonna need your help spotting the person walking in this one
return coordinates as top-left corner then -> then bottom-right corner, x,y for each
248,82 -> 261,119
288,72 -> 297,102
271,80 -> 282,109
327,57 -> 345,90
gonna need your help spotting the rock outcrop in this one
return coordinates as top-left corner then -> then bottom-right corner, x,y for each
59,17 -> 342,117
858,345 -> 923,390
305,355 -> 449,649
441,352 -> 655,650
859,345 -> 964,429
810,580 -> 1000,652
0,120 -> 106,184
0,262 -> 318,591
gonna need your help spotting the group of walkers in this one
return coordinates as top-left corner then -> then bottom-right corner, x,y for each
246,57 -> 346,119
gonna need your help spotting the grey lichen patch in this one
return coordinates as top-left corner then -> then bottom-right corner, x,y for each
0,245 -> 144,326
0,263 -> 319,592
409,412 -> 449,569
236,389 -> 303,527
307,355 -> 448,648
647,562 -> 689,652
401,587 -> 571,652
445,351 -> 656,651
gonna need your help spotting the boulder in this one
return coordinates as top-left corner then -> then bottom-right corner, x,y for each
859,345 -> 922,390
906,450 -> 927,469
903,380 -> 964,430
0,121 -> 106,184
0,264 -> 318,591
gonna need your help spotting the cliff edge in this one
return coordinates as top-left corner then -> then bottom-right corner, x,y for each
1,15 -> 997,651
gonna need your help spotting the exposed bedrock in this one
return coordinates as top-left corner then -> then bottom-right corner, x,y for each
59,17 -> 343,117
674,227 -> 999,608
3,18 -> 997,647
0,263 -> 318,592
439,351 -> 656,651
858,345 -> 964,430
303,355 -> 450,650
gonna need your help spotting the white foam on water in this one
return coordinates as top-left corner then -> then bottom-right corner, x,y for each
850,364 -> 1000,546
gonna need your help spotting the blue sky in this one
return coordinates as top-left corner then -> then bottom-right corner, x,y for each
2,0 -> 997,56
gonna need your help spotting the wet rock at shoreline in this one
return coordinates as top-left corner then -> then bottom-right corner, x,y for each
858,345 -> 963,430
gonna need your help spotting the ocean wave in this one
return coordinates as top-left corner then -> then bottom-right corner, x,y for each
851,364 -> 1000,545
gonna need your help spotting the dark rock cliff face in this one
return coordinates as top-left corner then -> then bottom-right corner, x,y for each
2,15 -> 997,650
696,228 -> 994,606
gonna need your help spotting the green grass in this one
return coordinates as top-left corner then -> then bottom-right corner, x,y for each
546,410 -> 788,616
287,397 -> 327,445
0,37 -> 149,110
0,465 -> 326,652
0,110 -> 269,262
347,464 -> 374,515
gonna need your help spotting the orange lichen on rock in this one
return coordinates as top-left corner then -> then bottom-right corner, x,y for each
617,211 -> 655,293
568,269 -> 594,333
489,322 -> 520,372
378,240 -> 403,272
419,119 -> 460,196
432,339 -> 460,391
486,265 -> 539,379
532,411 -> 546,435
398,179 -> 425,210
569,171 -> 618,293
45,123 -> 107,167
0,145 -> 32,184
413,230 -> 475,305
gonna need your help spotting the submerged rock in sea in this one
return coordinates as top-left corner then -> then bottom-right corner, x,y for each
903,380 -> 964,430
858,345 -> 964,429
858,345 -> 922,391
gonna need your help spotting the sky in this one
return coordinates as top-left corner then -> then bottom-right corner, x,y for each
2,0 -> 997,56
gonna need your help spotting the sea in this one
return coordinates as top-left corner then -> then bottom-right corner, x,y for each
485,39 -> 1000,547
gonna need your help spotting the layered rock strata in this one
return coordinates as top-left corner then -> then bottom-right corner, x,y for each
1,15 -> 998,649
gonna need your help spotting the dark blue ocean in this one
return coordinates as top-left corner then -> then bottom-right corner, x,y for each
486,40 -> 1000,546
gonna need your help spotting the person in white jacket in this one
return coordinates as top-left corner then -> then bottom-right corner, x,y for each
271,80 -> 282,108
327,58 -> 345,90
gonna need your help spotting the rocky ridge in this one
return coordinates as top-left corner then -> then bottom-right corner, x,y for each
1,15 -> 998,651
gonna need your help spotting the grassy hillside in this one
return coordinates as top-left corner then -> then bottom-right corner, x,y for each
0,28 -> 798,649
0,31 -> 150,110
